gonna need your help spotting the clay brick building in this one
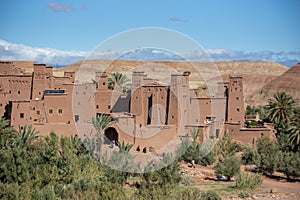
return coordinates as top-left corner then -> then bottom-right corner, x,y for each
0,61 -> 275,150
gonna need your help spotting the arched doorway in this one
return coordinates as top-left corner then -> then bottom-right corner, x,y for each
104,127 -> 119,144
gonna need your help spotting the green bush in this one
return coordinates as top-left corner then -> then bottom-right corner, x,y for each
235,172 -> 263,190
277,151 -> 300,180
134,184 -> 172,200
241,146 -> 258,165
200,191 -> 221,200
173,187 -> 203,200
214,155 -> 241,181
215,133 -> 242,158
177,137 -> 215,166
255,136 -> 279,174
250,120 -> 258,126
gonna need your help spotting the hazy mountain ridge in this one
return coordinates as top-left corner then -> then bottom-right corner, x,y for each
57,60 -> 289,105
248,62 -> 300,106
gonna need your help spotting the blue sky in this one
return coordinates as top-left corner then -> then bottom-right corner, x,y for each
0,0 -> 299,66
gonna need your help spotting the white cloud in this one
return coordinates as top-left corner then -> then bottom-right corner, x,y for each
0,40 -> 299,67
0,40 -> 88,66
48,3 -> 74,12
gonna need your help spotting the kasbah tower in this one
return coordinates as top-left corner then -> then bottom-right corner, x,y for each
0,61 -> 276,151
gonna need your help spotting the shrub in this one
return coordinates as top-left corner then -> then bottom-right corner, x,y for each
174,187 -> 203,200
255,136 -> 279,174
277,151 -> 300,180
250,120 -> 258,127
241,146 -> 258,165
235,172 -> 263,190
134,184 -> 171,200
200,191 -> 221,200
215,133 -> 242,158
172,188 -> 221,200
214,155 -> 241,181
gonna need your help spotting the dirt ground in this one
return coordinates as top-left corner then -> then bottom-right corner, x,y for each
180,162 -> 300,200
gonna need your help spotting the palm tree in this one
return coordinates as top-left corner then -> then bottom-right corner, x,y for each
267,92 -> 297,133
17,125 -> 39,149
108,72 -> 130,90
90,114 -> 115,161
92,114 -> 115,142
0,117 -> 18,148
92,114 -> 114,135
117,141 -> 133,152
191,128 -> 199,143
287,122 -> 300,148
0,117 -> 13,135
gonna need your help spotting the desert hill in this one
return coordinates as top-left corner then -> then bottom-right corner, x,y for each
57,60 -> 288,78
56,60 -> 288,105
248,62 -> 300,106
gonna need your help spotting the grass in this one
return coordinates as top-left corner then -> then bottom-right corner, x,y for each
188,179 -> 259,198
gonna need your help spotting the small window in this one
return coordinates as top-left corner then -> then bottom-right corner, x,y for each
74,115 -> 79,123
216,129 -> 220,138
108,105 -> 111,109
236,97 -> 239,100
237,108 -> 240,112
20,113 -> 24,118
37,111 -> 40,115
58,109 -> 63,114
96,105 -> 99,109
49,109 -> 53,114
103,82 -> 105,85
0,103 -> 2,107
172,115 -> 174,119
18,91 -> 20,94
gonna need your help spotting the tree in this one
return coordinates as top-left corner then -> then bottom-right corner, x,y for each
117,141 -> 133,152
214,132 -> 241,159
255,136 -> 279,175
92,114 -> 114,136
287,122 -> 300,149
17,125 -> 39,149
142,153 -> 182,187
108,72 -> 130,90
90,114 -> 115,160
0,118 -> 18,149
214,155 -> 241,181
266,92 -> 297,134
241,146 -> 258,165
277,151 -> 300,180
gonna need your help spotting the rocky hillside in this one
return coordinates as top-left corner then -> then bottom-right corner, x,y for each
248,62 -> 300,106
57,60 -> 288,105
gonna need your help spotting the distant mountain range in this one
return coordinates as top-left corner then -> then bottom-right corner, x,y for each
0,39 -> 299,67
248,62 -> 300,106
